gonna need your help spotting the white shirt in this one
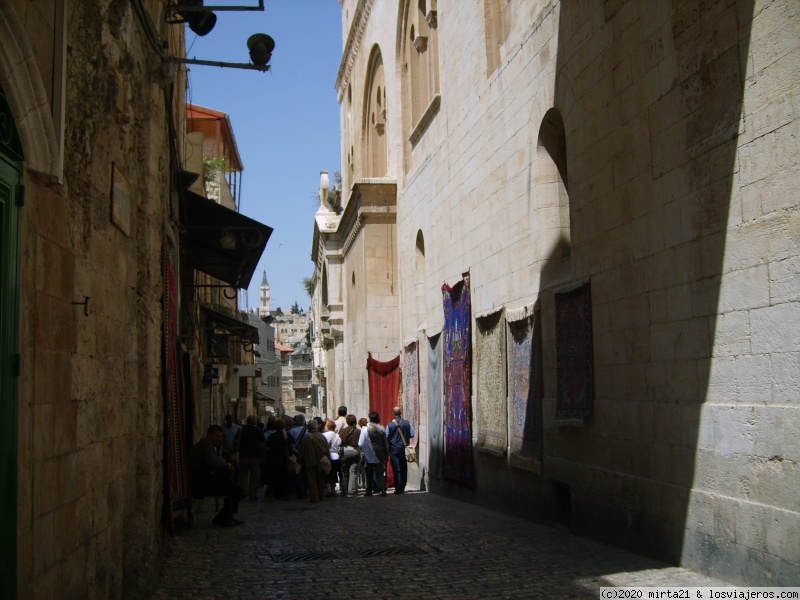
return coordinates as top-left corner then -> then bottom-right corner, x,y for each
358,423 -> 385,464
323,430 -> 341,461
334,415 -> 347,433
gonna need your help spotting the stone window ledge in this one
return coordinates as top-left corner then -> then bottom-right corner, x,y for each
409,94 -> 441,146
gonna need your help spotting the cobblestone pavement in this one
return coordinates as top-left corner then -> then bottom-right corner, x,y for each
151,491 -> 728,600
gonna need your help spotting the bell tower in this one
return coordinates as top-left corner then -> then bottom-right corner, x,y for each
258,270 -> 270,317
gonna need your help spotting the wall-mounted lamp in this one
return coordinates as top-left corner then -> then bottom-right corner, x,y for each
165,1 -> 273,71
247,34 -> 275,67
174,0 -> 217,36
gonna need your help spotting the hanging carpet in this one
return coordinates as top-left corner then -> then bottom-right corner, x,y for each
441,274 -> 475,489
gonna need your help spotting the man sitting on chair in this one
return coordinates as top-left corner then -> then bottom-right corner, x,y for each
189,424 -> 245,527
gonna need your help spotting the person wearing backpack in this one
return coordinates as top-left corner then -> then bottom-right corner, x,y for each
386,406 -> 414,494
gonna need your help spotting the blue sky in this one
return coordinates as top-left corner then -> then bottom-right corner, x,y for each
184,0 -> 342,313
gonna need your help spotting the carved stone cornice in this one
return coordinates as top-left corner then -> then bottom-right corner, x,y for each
341,215 -> 364,258
338,178 -> 397,259
335,0 -> 375,102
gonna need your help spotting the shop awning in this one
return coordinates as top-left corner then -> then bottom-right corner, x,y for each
181,191 -> 272,289
201,306 -> 260,344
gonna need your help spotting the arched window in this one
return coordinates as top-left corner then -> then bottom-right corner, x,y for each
536,108 -> 570,258
402,0 -> 440,154
363,47 -> 388,177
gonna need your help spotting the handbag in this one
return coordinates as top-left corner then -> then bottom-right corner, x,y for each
341,426 -> 360,459
343,445 -> 360,459
395,420 -> 416,463
285,430 -> 301,475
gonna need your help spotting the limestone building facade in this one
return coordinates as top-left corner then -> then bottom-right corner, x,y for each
311,0 -> 799,584
1,2 -> 271,597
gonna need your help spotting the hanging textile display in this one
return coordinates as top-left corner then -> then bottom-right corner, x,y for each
555,282 -> 594,419
441,273 -> 474,489
475,309 -> 507,456
162,234 -> 191,530
507,303 -> 543,471
427,333 -> 443,479
402,341 -> 420,442
366,352 -> 400,489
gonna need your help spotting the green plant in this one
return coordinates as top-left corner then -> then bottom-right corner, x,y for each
302,276 -> 314,299
203,152 -> 229,182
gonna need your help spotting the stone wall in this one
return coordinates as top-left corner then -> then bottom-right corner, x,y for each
334,0 -> 799,584
4,1 -> 184,597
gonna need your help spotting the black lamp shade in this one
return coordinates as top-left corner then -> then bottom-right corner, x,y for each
247,33 -> 275,66
187,11 -> 216,36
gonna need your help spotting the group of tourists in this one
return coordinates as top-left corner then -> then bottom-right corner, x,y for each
188,405 -> 415,526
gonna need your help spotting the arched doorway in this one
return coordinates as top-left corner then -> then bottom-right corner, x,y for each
0,83 -> 23,597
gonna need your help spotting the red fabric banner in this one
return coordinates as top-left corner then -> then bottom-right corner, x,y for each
366,352 -> 400,489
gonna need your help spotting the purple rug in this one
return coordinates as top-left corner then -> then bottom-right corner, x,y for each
442,273 -> 474,489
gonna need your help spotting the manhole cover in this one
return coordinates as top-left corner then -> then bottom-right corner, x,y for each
269,551 -> 339,563
358,546 -> 428,557
267,546 -> 432,563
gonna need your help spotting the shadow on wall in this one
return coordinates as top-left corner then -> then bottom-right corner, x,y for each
541,0 -> 755,574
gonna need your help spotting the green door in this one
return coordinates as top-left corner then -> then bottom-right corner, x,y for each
0,84 -> 23,599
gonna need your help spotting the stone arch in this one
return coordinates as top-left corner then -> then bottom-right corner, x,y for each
362,44 -> 387,177
0,4 -> 60,177
527,67 -> 576,262
534,107 -> 570,258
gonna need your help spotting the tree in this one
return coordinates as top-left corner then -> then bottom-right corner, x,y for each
302,276 -> 314,299
290,301 -> 301,314
274,307 -> 283,316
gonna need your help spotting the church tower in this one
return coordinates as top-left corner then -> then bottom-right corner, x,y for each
258,270 -> 271,317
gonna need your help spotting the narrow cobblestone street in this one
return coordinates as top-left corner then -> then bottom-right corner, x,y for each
152,491 -> 728,599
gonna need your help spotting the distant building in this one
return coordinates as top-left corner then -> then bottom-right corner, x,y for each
274,312 -> 310,348
289,346 -> 313,415
245,311 -> 280,417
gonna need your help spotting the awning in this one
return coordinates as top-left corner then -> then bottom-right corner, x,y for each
181,191 -> 273,289
201,306 -> 260,344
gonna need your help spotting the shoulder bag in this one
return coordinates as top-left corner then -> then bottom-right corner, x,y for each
395,420 -> 416,463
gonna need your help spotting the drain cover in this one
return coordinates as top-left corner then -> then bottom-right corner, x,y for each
268,546 -> 430,563
269,551 -> 339,563
357,546 -> 428,557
